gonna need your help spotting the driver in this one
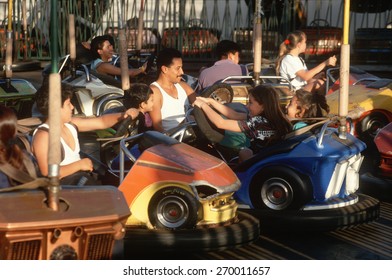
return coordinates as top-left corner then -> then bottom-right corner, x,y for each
90,35 -> 148,80
276,30 -> 337,95
193,85 -> 292,162
31,80 -> 139,185
149,48 -> 196,132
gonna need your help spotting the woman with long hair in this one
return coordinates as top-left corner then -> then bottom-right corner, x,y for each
276,30 -> 337,94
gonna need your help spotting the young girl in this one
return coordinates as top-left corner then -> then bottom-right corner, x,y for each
286,89 -> 330,130
276,30 -> 337,94
193,85 -> 292,162
0,105 -> 38,187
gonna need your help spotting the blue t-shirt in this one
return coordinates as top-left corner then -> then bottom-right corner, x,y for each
293,121 -> 307,130
0,172 -> 10,188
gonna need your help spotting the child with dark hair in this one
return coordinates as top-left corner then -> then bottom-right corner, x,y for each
0,105 -> 38,187
198,40 -> 248,90
32,82 -> 139,185
286,89 -> 330,130
193,85 -> 292,162
123,83 -> 154,133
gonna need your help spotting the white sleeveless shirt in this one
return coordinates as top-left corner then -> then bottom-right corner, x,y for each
34,123 -> 81,166
151,81 -> 189,131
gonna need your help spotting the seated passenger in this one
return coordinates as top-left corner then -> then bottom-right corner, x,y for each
276,30 -> 337,95
90,35 -> 147,79
193,85 -> 292,162
197,40 -> 248,90
149,48 -> 196,132
0,105 -> 39,188
31,81 -> 139,185
286,89 -> 330,130
111,83 -> 154,135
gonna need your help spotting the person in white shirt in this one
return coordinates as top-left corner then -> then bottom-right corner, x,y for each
149,48 -> 196,132
276,30 -> 337,94
32,80 -> 139,185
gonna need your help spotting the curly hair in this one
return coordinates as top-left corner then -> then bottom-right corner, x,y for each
295,89 -> 330,118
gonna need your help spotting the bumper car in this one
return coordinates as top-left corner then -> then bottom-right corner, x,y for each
326,67 -> 392,141
0,184 -> 130,260
0,78 -> 36,119
100,130 -> 260,253
360,122 -> 392,201
156,100 -> 380,232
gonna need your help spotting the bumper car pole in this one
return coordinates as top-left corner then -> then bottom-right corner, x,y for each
4,0 -> 13,80
117,1 -> 130,91
69,14 -> 77,78
253,0 -> 262,86
338,0 -> 350,140
47,0 -> 61,211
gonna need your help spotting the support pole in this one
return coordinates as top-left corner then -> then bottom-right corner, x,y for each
338,0 -> 350,139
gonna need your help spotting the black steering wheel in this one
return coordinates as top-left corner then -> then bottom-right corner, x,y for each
114,116 -> 139,137
192,106 -> 225,144
200,83 -> 234,104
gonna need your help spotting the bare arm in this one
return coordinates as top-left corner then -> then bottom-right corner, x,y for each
96,61 -> 146,77
149,85 -> 164,132
296,55 -> 337,82
179,80 -> 197,104
71,108 -> 139,132
32,130 -> 93,178
193,99 -> 242,132
196,97 -> 247,120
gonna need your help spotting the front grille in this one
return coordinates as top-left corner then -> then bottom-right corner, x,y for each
86,234 -> 114,260
9,240 -> 41,260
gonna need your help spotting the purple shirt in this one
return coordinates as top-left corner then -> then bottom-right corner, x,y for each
198,60 -> 247,90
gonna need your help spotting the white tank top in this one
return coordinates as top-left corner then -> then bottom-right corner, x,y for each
151,82 -> 189,131
34,123 -> 81,166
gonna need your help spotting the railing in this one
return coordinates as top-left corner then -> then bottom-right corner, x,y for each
0,0 -> 391,64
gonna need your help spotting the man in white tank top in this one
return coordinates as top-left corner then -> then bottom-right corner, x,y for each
149,48 -> 196,132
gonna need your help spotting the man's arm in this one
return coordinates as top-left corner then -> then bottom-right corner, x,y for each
149,85 -> 164,132
179,80 -> 197,104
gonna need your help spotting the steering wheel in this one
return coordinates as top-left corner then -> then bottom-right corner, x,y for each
200,83 -> 234,104
192,106 -> 225,144
114,116 -> 139,137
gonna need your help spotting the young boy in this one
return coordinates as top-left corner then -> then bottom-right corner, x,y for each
123,83 -> 154,133
32,81 -> 139,185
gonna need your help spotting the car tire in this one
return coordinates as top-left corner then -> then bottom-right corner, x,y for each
250,166 -> 312,211
357,111 -> 389,139
123,211 -> 260,255
148,187 -> 199,230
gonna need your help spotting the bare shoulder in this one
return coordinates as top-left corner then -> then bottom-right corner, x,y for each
179,81 -> 194,94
